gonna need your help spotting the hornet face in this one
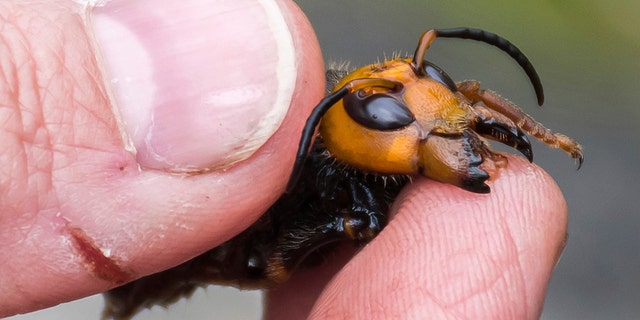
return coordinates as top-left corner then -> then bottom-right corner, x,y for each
290,28 -> 583,193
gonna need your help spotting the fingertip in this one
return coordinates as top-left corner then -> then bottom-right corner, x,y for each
309,155 -> 568,319
391,155 -> 567,318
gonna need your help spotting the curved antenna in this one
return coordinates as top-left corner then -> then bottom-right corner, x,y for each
286,78 -> 402,192
412,29 -> 438,71
413,27 -> 544,106
286,85 -> 349,192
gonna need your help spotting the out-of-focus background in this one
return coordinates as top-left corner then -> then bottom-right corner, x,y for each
10,0 -> 639,319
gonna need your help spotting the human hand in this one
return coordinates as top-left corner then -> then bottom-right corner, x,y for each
0,0 -> 323,316
0,0 -> 567,319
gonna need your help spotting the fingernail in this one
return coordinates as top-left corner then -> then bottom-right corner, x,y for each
91,0 -> 297,171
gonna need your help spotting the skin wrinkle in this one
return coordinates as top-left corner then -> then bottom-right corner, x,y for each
1,23 -> 44,228
436,254 -> 503,316
390,192 -> 434,280
388,163 -> 544,319
499,211 -> 528,316
470,256 -> 519,316
8,8 -> 66,234
500,168 -> 545,313
390,194 -> 461,319
514,168 -> 563,319
415,286 -> 454,319
396,210 -> 465,319
0,1 -> 112,299
454,204 -> 524,317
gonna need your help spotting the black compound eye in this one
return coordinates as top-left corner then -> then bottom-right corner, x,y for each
423,61 -> 457,92
343,91 -> 415,130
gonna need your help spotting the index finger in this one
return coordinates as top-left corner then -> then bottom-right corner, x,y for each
266,155 -> 568,319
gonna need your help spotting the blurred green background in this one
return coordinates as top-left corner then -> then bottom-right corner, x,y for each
10,1 -> 639,319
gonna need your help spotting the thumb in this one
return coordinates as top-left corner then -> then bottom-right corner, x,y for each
0,0 -> 323,316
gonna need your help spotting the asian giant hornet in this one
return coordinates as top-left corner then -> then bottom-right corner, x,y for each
102,27 -> 583,319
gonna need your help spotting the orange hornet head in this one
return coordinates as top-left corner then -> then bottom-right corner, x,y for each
287,28 -> 582,193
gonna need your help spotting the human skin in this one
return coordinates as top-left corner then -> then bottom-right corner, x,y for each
0,0 -> 567,319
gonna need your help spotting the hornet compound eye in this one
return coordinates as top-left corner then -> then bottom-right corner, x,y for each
422,61 -> 457,92
343,91 -> 415,131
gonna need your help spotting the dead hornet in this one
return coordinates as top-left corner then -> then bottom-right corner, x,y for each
102,27 -> 583,319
